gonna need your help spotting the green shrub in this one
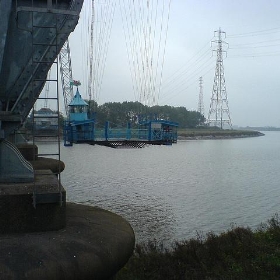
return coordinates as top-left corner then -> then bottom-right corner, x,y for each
116,216 -> 280,280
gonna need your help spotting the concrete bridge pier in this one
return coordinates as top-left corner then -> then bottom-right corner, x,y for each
0,0 -> 135,277
0,144 -> 135,279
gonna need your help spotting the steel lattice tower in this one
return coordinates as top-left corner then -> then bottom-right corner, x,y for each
198,76 -> 204,116
207,28 -> 232,129
59,39 -> 74,119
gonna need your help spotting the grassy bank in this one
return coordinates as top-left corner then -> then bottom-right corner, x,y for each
116,215 -> 280,280
177,128 -> 264,139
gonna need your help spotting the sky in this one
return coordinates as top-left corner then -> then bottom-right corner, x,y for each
66,0 -> 280,128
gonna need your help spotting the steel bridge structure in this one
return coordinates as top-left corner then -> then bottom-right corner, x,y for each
0,0 -> 83,184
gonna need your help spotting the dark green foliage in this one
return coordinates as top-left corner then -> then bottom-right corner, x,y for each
116,215 -> 280,280
86,101 -> 205,128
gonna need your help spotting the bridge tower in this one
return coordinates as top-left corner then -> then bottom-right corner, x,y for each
59,39 -> 74,119
198,76 -> 204,116
207,28 -> 232,129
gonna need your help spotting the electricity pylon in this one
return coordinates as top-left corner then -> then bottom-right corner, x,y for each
198,76 -> 204,116
207,28 -> 232,129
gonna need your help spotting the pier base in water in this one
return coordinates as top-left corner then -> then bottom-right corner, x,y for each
0,151 -> 135,279
0,203 -> 135,280
0,170 -> 66,233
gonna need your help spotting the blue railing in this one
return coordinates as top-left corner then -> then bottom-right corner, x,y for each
94,128 -> 149,140
64,121 -> 178,146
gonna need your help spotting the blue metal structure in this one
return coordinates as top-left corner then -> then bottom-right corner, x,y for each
0,0 -> 83,139
63,87 -> 95,146
140,119 -> 178,143
0,0 -> 83,183
63,90 -> 178,148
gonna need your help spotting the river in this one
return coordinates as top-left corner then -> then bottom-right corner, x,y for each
38,131 -> 280,246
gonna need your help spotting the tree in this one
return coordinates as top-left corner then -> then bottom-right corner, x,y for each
93,101 -> 204,128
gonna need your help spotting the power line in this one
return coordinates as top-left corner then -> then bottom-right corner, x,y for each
230,43 -> 280,49
160,61 -> 215,105
162,38 -> 213,88
227,27 -> 280,38
229,37 -> 280,47
229,52 -> 280,58
160,52 -> 215,100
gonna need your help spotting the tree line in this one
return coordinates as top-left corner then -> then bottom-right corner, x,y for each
87,101 -> 205,128
24,101 -> 205,129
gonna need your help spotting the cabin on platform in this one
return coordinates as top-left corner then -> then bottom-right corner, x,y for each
68,88 -> 89,121
63,88 -> 95,146
63,90 -> 179,147
140,119 -> 178,143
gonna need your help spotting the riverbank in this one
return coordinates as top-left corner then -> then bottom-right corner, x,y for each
116,215 -> 280,280
177,129 -> 264,140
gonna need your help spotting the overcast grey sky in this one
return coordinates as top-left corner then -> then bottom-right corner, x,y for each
68,0 -> 280,127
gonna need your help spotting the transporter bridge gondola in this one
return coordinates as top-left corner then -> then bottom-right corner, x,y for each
63,85 -> 178,148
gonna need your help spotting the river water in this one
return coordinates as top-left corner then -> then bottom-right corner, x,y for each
38,131 -> 280,246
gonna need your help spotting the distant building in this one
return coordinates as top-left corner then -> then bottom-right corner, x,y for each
34,108 -> 58,131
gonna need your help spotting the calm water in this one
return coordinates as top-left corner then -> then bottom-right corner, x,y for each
39,131 -> 280,245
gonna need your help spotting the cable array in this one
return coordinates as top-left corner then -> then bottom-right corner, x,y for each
119,0 -> 172,107
91,0 -> 116,103
78,0 -> 116,104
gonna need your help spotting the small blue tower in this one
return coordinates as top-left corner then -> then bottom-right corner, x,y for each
63,82 -> 95,146
68,88 -> 89,122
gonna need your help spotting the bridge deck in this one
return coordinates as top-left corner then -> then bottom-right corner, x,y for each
64,125 -> 177,148
63,119 -> 178,148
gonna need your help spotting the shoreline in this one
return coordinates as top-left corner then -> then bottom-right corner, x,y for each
116,215 -> 280,280
177,130 -> 265,140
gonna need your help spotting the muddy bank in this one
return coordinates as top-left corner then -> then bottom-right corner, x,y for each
177,130 -> 264,140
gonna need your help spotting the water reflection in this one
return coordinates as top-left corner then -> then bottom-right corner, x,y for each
82,195 -> 176,245
37,132 -> 280,245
